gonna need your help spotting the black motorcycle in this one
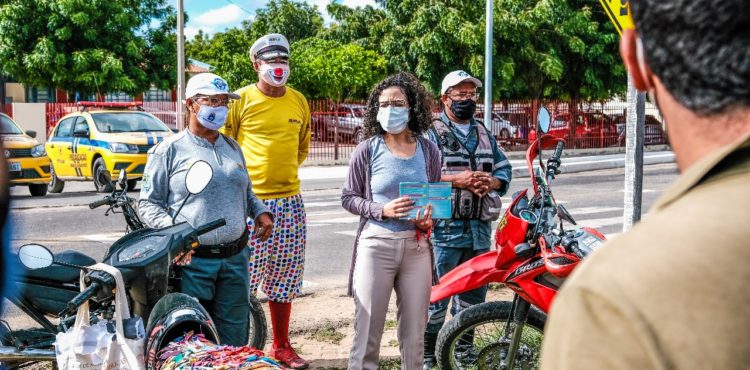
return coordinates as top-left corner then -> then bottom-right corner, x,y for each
90,169 -> 267,347
0,161 -> 267,369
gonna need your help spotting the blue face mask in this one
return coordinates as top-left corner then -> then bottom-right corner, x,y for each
376,107 -> 409,134
196,105 -> 228,131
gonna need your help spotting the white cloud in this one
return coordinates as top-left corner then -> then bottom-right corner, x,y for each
340,0 -> 377,8
184,26 -> 209,40
193,4 -> 244,27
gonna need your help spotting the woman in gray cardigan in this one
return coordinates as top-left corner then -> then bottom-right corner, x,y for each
342,72 -> 442,370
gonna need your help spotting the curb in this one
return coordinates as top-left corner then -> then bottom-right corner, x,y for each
511,153 -> 675,178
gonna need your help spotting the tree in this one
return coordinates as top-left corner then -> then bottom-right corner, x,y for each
186,27 -> 256,91
0,0 -> 176,95
248,0 -> 324,44
290,37 -> 387,100
375,0 -> 624,100
320,3 -> 389,51
377,0 -> 486,94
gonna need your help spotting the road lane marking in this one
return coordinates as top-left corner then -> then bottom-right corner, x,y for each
303,201 -> 342,208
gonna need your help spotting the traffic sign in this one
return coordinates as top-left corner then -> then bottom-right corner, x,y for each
599,0 -> 635,35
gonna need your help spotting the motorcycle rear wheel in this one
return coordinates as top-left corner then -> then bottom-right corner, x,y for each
436,301 -> 546,370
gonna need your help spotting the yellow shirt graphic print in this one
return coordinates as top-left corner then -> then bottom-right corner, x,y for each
223,84 -> 311,199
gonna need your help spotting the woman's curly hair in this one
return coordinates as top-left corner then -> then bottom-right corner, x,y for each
363,72 -> 434,138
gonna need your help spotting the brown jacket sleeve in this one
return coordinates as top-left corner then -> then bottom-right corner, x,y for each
540,284 -> 664,370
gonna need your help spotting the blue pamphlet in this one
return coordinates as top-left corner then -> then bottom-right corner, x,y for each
399,182 -> 452,220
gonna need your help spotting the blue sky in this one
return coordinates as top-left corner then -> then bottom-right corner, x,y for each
175,0 -> 378,39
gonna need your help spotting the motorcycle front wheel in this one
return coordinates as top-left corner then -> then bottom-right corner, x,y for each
436,301 -> 546,370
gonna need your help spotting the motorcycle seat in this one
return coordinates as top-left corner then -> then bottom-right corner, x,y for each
21,250 -> 96,282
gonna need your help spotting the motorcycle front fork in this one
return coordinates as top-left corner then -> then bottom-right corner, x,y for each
500,294 -> 531,369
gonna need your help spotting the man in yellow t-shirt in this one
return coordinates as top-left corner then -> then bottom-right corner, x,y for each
223,33 -> 311,369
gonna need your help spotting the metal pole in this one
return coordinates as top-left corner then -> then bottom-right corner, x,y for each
176,0 -> 185,131
483,0 -> 493,129
622,75 -> 645,231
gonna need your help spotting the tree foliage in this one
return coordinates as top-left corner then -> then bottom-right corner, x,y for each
185,27 -> 256,91
290,38 -> 387,99
376,0 -> 624,100
0,0 -> 176,95
247,0 -> 324,44
0,0 -> 626,100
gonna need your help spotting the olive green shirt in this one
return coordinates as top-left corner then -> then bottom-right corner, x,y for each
541,132 -> 750,370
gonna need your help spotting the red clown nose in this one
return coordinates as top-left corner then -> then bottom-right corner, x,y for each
273,68 -> 284,77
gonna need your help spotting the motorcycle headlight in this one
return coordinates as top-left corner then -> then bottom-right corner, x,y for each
117,235 -> 165,263
31,144 -> 46,157
110,143 -> 138,154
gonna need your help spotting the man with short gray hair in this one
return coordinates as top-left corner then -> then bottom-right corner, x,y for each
541,0 -> 750,368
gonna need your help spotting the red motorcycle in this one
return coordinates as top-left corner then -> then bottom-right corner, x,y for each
430,108 -> 607,369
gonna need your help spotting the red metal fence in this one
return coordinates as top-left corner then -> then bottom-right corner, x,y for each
43,99 -> 666,161
0,104 -> 11,117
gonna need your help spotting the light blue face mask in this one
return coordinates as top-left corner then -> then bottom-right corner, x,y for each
196,105 -> 228,131
376,107 -> 409,134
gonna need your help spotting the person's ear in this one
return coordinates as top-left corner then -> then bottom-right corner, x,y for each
253,61 -> 260,73
620,29 -> 655,91
186,99 -> 197,114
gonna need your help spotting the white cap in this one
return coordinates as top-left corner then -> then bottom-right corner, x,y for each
185,73 -> 240,100
250,33 -> 290,63
440,70 -> 483,95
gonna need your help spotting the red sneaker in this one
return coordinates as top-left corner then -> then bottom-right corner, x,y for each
271,344 -> 309,369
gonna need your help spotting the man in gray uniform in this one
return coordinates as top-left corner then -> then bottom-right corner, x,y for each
139,73 -> 274,346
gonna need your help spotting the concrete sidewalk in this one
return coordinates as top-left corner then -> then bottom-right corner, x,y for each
300,150 -> 675,184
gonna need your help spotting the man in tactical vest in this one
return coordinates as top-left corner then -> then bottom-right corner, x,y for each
423,70 -> 513,368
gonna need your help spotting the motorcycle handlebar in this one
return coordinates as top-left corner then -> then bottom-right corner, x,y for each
65,281 -> 101,315
89,197 -> 112,209
551,141 -> 564,163
195,219 -> 226,236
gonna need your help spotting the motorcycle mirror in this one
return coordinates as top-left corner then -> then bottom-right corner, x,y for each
185,160 -> 213,195
537,107 -> 551,134
557,204 -> 577,225
18,243 -> 54,269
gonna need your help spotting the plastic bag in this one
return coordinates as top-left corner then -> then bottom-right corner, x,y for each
55,263 -> 146,370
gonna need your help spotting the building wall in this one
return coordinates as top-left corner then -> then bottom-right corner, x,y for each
11,103 -> 47,142
6,83 -> 26,103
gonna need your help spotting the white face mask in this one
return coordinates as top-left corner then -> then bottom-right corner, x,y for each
376,107 -> 409,134
196,104 -> 228,131
259,63 -> 290,87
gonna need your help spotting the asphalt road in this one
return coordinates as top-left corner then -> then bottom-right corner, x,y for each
8,163 -> 679,287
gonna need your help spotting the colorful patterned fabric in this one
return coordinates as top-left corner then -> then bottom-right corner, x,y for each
157,332 -> 281,370
247,194 -> 306,303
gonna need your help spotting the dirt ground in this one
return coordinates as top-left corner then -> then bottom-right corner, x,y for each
1,284 -> 514,370
270,284 -> 514,369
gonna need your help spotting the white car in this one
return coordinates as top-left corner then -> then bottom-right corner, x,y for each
475,112 -> 518,141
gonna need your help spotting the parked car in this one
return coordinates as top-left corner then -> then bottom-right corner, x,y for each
45,101 -> 173,193
610,113 -> 667,146
311,103 -> 366,144
473,112 -> 518,143
547,111 -> 619,148
0,113 -> 51,196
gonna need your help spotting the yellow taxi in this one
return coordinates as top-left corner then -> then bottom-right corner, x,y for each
1,113 -> 51,196
46,102 -> 173,193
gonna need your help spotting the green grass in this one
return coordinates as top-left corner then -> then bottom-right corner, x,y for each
488,282 -> 504,291
387,339 -> 399,347
306,326 -> 345,345
378,357 -> 402,369
384,319 -> 397,330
